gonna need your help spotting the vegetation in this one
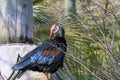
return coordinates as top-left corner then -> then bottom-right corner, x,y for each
33,0 -> 120,80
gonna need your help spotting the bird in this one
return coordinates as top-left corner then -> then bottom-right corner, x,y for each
8,24 -> 67,80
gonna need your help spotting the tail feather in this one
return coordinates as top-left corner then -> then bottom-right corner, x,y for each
12,58 -> 31,70
7,70 -> 20,80
8,70 -> 26,80
7,54 -> 27,80
16,70 -> 26,78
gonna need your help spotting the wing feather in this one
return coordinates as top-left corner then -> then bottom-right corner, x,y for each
12,39 -> 65,70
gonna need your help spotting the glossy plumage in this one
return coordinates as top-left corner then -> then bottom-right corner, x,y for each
8,26 -> 67,80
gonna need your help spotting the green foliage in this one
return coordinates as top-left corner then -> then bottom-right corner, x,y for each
33,0 -> 44,4
33,5 -> 51,27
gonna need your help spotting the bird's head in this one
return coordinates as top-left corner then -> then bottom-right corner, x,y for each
49,24 -> 59,39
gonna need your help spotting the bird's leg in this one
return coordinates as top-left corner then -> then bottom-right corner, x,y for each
45,72 -> 50,80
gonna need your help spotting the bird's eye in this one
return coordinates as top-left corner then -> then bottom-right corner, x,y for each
51,26 -> 59,33
52,29 -> 56,32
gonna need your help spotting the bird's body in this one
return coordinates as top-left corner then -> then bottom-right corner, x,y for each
8,25 -> 67,80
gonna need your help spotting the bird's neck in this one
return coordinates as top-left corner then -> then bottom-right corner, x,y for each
55,27 -> 65,38
54,37 -> 67,47
53,27 -> 67,46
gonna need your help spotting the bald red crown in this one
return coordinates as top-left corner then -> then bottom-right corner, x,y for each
51,24 -> 57,31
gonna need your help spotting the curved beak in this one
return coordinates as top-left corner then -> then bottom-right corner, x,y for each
49,32 -> 54,39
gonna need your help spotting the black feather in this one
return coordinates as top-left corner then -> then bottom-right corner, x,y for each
8,27 -> 67,80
